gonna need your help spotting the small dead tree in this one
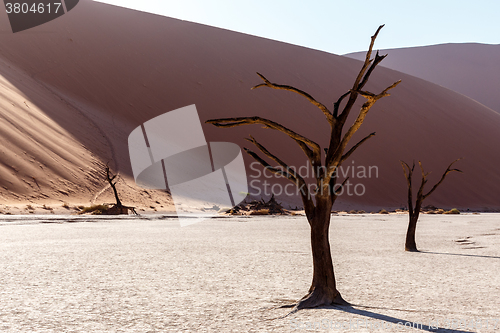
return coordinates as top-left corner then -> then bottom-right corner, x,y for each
400,159 -> 462,252
207,25 -> 400,309
105,164 -> 137,215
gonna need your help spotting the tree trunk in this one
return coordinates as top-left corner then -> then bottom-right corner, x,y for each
111,183 -> 122,207
296,198 -> 346,309
405,212 -> 419,252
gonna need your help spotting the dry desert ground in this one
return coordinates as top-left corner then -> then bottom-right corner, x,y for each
0,213 -> 499,332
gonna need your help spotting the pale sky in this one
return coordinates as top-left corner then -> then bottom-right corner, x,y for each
93,0 -> 500,55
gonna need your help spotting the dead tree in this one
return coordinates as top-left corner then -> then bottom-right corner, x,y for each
206,25 -> 400,309
105,164 -> 138,215
400,159 -> 462,252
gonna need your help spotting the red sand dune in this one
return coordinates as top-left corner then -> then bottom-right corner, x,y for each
345,43 -> 500,113
0,0 -> 499,211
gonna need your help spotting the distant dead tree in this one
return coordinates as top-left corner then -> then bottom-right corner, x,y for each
207,25 -> 400,309
105,163 -> 138,215
400,159 -> 462,252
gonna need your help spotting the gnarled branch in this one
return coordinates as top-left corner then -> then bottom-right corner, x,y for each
245,135 -> 301,182
333,177 -> 350,196
353,25 -> 385,90
326,26 -> 400,169
337,24 -> 385,126
423,159 -> 463,200
341,132 -> 376,164
415,162 -> 429,207
333,91 -> 351,118
354,79 -> 402,101
206,116 -> 321,173
252,72 -> 334,124
244,147 -> 295,182
358,51 -> 388,90
243,147 -> 314,211
330,80 -> 401,166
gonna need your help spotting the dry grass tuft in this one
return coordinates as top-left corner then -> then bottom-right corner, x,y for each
78,205 -> 109,215
444,208 -> 460,214
249,209 -> 270,215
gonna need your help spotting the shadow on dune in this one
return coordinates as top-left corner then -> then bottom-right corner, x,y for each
325,304 -> 474,333
420,251 -> 500,259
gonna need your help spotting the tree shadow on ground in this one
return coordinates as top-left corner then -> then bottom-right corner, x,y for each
420,251 -> 500,259
307,304 -> 475,333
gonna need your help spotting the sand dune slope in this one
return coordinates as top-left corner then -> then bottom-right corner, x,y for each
0,56 -> 104,204
0,55 -> 170,209
0,0 -> 499,210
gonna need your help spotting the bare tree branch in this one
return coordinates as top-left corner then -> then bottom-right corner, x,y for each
206,116 -> 321,171
423,158 -> 463,199
243,147 -> 313,210
325,26 -> 400,170
333,91 -> 351,118
245,135 -> 301,181
341,132 -> 376,163
400,160 -> 415,214
358,51 -> 388,90
415,162 -> 428,208
333,177 -> 349,196
354,79 -> 402,101
252,72 -> 334,124
295,139 -> 316,171
337,24 -> 385,126
418,161 -> 431,180
400,161 -> 413,186
351,25 -> 384,92
331,80 -> 401,165
243,147 -> 295,182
